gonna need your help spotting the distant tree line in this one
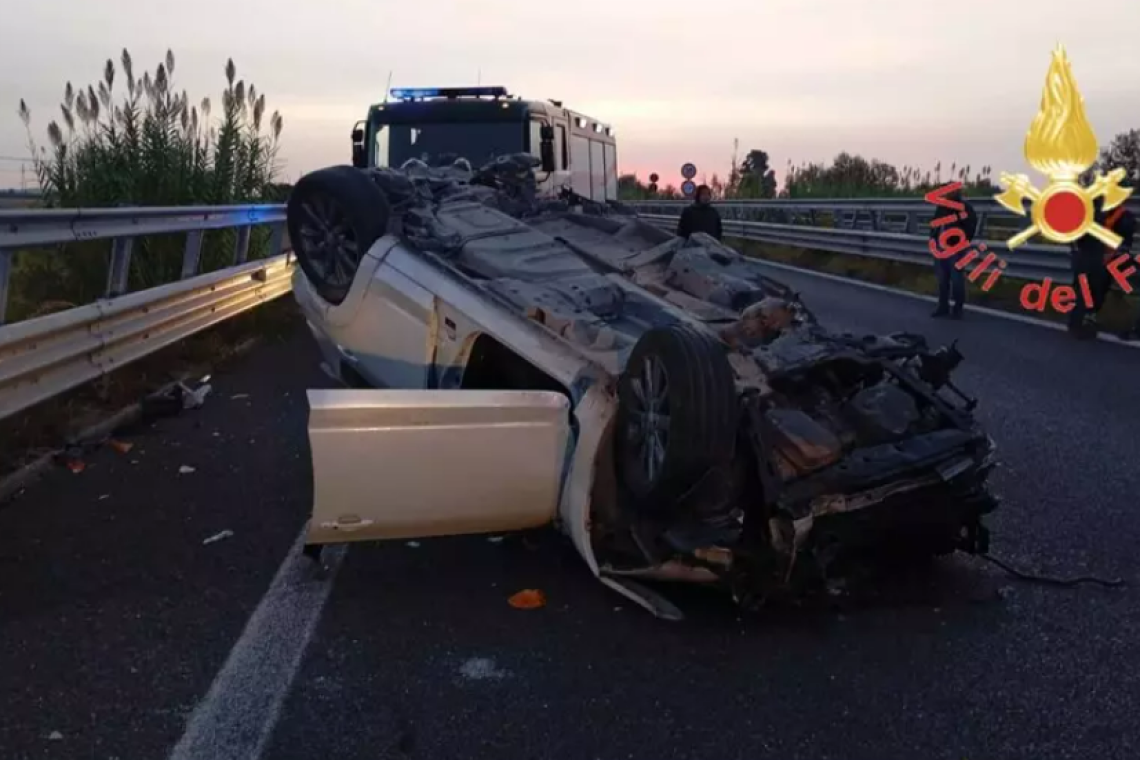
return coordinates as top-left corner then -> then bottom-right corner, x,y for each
619,132 -> 1140,202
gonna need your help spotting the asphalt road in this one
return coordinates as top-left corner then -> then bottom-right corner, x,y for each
3,267 -> 1140,760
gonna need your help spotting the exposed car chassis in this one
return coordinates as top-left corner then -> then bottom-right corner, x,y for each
288,155 -> 999,620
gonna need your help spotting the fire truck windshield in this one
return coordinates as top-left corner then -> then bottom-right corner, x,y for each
373,121 -> 526,168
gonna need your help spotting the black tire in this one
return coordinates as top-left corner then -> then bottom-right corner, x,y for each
614,323 -> 739,512
287,165 -> 391,305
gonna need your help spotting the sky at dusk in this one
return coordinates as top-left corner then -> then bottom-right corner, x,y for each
4,0 -> 1140,190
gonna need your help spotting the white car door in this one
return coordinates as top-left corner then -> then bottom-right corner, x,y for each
305,388 -> 572,545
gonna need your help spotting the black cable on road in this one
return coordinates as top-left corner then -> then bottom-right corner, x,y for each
983,553 -> 1126,588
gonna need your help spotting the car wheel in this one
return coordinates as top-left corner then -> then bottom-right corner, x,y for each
287,165 -> 391,305
615,323 -> 739,512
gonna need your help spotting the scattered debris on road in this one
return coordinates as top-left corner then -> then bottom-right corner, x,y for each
140,376 -> 213,422
178,465 -> 196,475
202,530 -> 234,545
107,439 -> 134,454
406,541 -> 421,548
180,377 -> 212,409
458,658 -> 508,681
508,589 -> 546,609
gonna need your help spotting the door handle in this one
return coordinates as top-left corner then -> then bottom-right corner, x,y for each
320,516 -> 376,533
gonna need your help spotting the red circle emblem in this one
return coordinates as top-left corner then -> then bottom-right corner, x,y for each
1042,191 -> 1087,234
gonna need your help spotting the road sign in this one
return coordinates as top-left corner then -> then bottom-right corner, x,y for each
681,163 -> 697,180
649,173 -> 659,183
681,180 -> 696,197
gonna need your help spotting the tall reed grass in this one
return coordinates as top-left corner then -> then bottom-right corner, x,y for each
9,49 -> 287,322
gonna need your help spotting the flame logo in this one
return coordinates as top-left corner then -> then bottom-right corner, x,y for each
1024,46 -> 1099,179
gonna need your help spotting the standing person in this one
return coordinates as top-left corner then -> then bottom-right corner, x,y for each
929,186 -> 978,319
1103,203 -> 1138,339
676,184 -> 723,241
1068,198 -> 1134,339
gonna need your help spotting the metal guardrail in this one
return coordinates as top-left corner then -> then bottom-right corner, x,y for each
0,204 -> 286,325
629,197 -> 1140,238
634,212 -> 1072,282
1,193 -> 1132,420
0,204 -> 291,421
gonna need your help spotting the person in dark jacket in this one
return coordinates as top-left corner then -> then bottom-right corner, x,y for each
1115,204 -> 1140,340
1068,198 -> 1135,339
676,184 -> 723,241
929,186 -> 978,319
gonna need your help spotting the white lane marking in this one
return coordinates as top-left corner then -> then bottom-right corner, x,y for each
752,257 -> 1140,350
167,530 -> 346,760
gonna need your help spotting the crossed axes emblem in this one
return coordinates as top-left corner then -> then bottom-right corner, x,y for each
996,167 -> 1132,249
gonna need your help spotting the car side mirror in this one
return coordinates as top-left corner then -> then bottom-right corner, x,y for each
351,126 -> 366,168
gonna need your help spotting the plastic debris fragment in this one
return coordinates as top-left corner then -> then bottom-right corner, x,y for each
508,589 -> 546,609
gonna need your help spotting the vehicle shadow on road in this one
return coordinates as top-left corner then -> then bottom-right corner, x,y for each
633,553 -> 1007,631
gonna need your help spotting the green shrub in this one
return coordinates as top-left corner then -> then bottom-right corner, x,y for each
782,154 -> 997,199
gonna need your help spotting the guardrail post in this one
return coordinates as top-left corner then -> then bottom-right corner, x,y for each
267,223 -> 286,257
233,225 -> 252,265
106,237 -> 134,298
0,247 -> 12,326
975,212 -> 989,238
181,230 -> 204,279
904,212 -> 918,234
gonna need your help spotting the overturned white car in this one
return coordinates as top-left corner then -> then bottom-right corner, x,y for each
288,155 -> 999,620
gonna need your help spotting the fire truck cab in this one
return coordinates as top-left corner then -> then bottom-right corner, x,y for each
350,86 -> 618,203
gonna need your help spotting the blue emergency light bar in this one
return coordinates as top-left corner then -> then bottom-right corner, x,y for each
389,86 -> 509,101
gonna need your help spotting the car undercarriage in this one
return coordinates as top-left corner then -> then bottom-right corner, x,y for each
287,154 -> 1000,614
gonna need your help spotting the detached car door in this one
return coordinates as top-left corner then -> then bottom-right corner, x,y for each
305,388 -> 572,545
